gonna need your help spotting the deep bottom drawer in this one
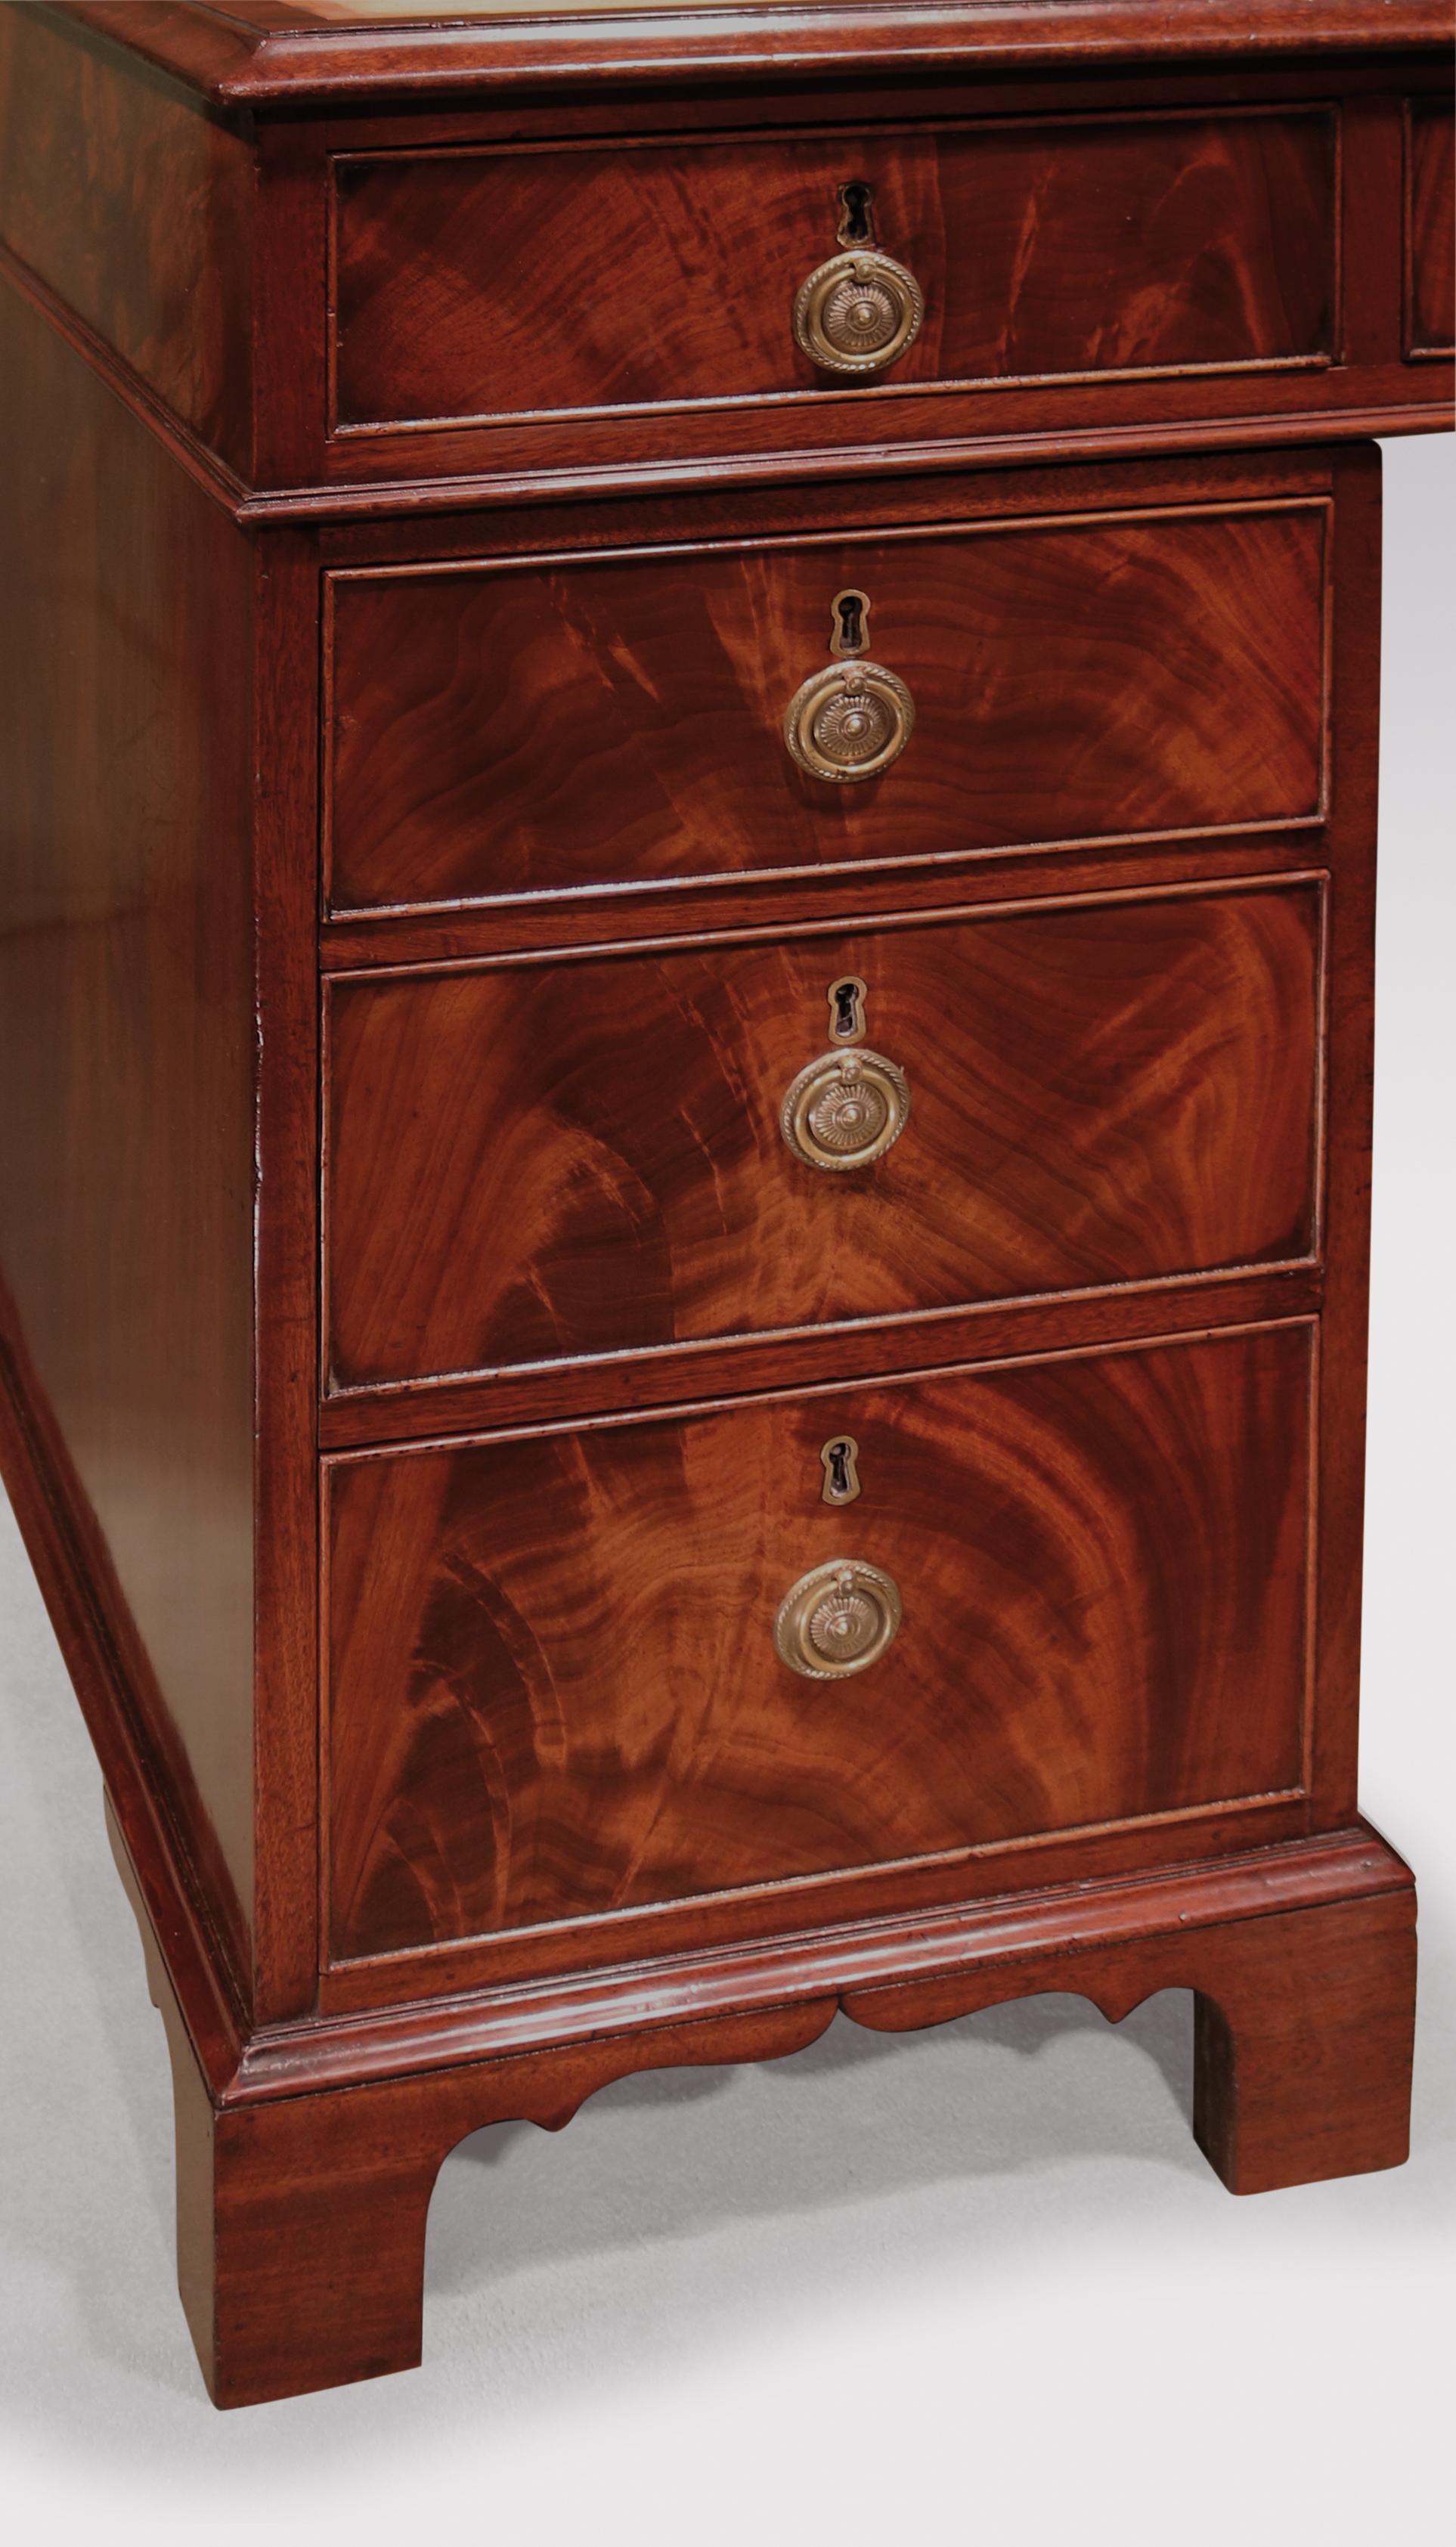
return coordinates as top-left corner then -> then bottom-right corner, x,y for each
326,1322 -> 1312,1962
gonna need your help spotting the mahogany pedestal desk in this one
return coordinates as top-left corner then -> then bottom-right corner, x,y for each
1,0 -> 1451,2407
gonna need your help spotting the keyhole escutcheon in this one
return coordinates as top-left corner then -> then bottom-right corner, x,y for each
827,974 -> 868,1040
829,588 -> 872,658
820,1435 -> 863,1506
836,181 -> 876,246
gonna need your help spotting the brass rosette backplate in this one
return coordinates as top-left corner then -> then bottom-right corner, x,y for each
792,247 -> 925,376
779,1045 -> 911,1173
773,1558 -> 904,1679
782,658 -> 915,784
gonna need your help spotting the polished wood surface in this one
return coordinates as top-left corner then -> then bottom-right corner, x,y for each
0,0 -> 1439,2409
327,498 -> 1326,912
326,1325 -> 1312,1960
315,441 -> 1341,971
1408,100 -> 1455,355
333,109 -> 1334,432
0,4 -> 254,477
327,882 -> 1321,1390
5,14 -> 1448,513
0,282 -> 258,1968
117,1808 -> 1415,2404
49,1 -> 1456,106
308,67 -> 1451,510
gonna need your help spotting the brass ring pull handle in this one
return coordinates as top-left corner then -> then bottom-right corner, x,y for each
783,658 -> 915,784
774,1558 -> 903,1679
780,1046 -> 910,1173
793,248 -> 925,376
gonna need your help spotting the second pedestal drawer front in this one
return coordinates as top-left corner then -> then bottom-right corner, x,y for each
325,1324 -> 1312,1961
324,883 -> 1321,1392
324,497 -> 1327,914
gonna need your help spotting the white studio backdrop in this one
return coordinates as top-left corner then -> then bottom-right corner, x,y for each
0,432 -> 1451,2547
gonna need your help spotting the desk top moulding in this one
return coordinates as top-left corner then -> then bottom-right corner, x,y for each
36,2 -> 1456,102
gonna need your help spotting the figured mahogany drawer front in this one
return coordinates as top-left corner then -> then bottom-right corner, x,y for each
325,883 -> 1320,1393
329,110 -> 1334,435
325,1324 -> 1312,1961
325,500 -> 1327,915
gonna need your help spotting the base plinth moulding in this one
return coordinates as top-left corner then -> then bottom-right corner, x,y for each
106,1801 -> 1416,2409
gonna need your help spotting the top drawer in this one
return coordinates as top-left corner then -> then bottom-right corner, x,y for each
330,107 -> 1335,435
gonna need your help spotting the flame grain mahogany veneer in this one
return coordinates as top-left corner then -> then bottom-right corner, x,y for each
0,0 -> 1449,2408
325,500 -> 1330,909
325,882 -> 1323,1387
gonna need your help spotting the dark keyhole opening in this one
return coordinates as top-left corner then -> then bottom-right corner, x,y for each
835,591 -> 866,654
838,181 -> 875,244
831,978 -> 863,1039
826,1440 -> 854,1498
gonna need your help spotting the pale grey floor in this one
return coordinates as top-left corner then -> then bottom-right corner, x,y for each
0,436 -> 1451,2543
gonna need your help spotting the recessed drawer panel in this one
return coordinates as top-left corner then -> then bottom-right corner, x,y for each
1407,101 -> 1455,356
330,110 -> 1335,433
325,500 -> 1327,914
324,883 -> 1321,1393
325,1325 -> 1312,1961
